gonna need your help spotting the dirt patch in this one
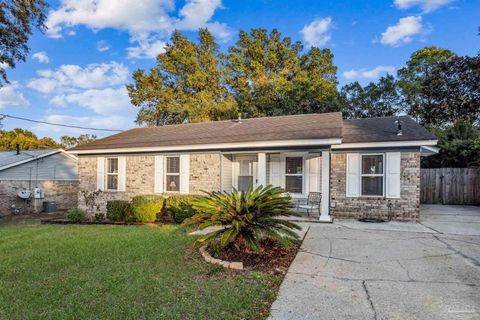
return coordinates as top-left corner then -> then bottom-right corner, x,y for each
213,238 -> 301,274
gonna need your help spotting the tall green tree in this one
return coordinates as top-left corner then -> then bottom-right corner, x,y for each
419,56 -> 480,126
60,134 -> 97,149
0,0 -> 48,84
340,74 -> 402,119
0,128 -> 61,150
223,29 -> 339,117
397,46 -> 456,123
422,121 -> 480,168
127,29 -> 236,126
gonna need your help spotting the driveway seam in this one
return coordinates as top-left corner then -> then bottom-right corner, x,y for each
362,280 -> 378,320
433,235 -> 480,268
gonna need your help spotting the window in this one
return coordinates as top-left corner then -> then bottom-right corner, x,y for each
165,156 -> 180,192
285,157 -> 303,193
361,154 -> 384,196
106,158 -> 119,190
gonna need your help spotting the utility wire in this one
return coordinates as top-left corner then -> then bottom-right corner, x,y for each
0,114 -> 123,132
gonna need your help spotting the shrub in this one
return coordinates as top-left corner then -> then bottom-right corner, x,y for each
66,208 -> 85,223
94,212 -> 105,222
131,195 -> 165,223
183,185 -> 301,252
164,195 -> 203,223
106,200 -> 132,222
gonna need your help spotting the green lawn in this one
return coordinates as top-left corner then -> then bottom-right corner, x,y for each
0,222 -> 281,319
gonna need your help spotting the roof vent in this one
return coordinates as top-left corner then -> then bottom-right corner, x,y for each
396,117 -> 403,136
16,143 -> 20,155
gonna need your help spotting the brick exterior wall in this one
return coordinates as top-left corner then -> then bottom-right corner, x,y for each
0,180 -> 79,215
77,153 -> 221,214
330,152 -> 420,221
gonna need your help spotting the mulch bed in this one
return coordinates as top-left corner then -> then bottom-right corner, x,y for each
212,238 -> 301,274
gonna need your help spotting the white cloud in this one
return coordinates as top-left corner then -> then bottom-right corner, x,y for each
35,114 -> 134,136
380,16 -> 429,46
0,82 -> 30,108
300,17 -> 333,47
343,66 -> 396,80
394,0 -> 453,13
126,34 -> 167,59
32,51 -> 50,64
50,87 -> 133,116
27,62 -> 129,93
46,0 -> 230,58
96,40 -> 111,52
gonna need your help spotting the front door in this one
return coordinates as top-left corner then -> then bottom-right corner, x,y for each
234,155 -> 257,191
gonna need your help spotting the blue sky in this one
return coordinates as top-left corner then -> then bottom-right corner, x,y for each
0,0 -> 478,140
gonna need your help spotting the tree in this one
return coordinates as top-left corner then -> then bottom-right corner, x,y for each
223,29 -> 339,117
127,29 -> 237,126
397,46 -> 456,123
419,56 -> 480,126
0,128 -> 61,150
340,74 -> 402,119
422,121 -> 480,168
0,0 -> 48,84
60,134 -> 97,149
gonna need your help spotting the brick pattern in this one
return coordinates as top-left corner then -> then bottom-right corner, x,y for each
0,180 -> 79,215
77,153 -> 221,215
330,152 -> 420,221
190,154 -> 221,194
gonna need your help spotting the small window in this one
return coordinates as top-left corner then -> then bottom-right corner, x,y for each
285,157 -> 303,193
106,158 -> 119,190
361,154 -> 384,196
165,156 -> 180,192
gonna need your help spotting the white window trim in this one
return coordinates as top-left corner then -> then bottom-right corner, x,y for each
281,152 -> 307,197
105,157 -> 119,191
360,153 -> 385,197
164,155 -> 180,193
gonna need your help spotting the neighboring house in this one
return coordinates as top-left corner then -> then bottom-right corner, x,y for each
69,112 -> 438,221
0,149 -> 79,215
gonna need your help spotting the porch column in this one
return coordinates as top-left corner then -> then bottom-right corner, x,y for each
257,153 -> 267,186
320,150 -> 332,222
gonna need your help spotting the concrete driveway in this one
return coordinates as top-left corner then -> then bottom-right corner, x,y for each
269,205 -> 480,320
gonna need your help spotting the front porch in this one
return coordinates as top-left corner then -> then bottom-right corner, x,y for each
220,150 -> 332,222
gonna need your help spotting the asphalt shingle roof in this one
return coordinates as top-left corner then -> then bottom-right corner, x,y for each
0,149 -> 58,169
69,113 -> 437,152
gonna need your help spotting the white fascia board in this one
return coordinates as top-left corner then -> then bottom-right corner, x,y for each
68,138 -> 343,155
331,140 -> 438,150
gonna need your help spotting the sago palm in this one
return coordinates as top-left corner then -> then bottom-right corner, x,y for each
183,185 -> 301,252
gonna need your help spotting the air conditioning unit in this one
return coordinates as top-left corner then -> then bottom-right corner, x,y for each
33,188 -> 45,199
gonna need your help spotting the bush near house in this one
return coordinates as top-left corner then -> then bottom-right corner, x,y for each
164,195 -> 203,223
106,200 -> 133,222
183,185 -> 301,252
131,195 -> 165,223
66,208 -> 85,222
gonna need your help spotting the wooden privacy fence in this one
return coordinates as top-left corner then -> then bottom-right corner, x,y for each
420,168 -> 480,205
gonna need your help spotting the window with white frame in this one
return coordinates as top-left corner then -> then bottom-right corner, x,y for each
285,157 -> 303,194
106,158 -> 119,190
361,154 -> 384,196
165,156 -> 180,192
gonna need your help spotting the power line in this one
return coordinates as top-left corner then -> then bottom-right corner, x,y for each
0,114 -> 123,132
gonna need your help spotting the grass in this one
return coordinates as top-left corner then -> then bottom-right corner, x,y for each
0,219 -> 282,320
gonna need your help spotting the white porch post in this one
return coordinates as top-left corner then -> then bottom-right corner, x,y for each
257,152 -> 267,186
320,150 -> 332,222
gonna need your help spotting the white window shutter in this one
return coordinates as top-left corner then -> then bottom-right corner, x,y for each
118,157 -> 126,191
96,157 -> 105,191
179,154 -> 190,194
154,155 -> 164,193
269,155 -> 281,187
307,154 -> 321,193
386,152 -> 401,198
346,153 -> 360,197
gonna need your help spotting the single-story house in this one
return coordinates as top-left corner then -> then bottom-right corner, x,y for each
69,112 -> 438,221
0,148 -> 79,215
